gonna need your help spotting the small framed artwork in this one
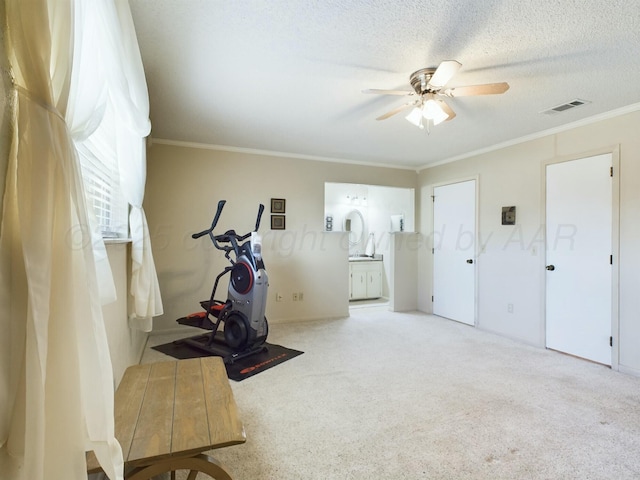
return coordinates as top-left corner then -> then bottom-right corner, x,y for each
502,206 -> 516,225
271,214 -> 286,230
271,198 -> 286,214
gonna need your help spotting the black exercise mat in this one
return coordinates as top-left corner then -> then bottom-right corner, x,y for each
151,338 -> 303,381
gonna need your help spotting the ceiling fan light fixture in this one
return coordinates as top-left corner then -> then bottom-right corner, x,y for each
423,98 -> 449,125
405,107 -> 425,129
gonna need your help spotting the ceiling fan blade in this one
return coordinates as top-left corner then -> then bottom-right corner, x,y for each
443,82 -> 510,97
376,101 -> 417,120
427,60 -> 462,89
363,88 -> 415,96
435,99 -> 456,124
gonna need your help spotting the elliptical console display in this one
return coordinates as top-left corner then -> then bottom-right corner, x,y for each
175,200 -> 269,363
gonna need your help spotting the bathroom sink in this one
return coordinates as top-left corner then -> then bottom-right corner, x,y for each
348,255 -> 380,262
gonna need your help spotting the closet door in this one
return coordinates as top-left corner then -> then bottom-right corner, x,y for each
433,180 -> 476,326
545,154 -> 612,365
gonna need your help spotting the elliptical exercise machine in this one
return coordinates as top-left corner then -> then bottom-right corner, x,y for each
175,200 -> 269,364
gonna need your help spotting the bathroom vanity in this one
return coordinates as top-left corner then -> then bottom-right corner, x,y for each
349,256 -> 383,300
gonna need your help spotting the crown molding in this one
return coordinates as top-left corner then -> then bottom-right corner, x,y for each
150,138 -> 417,171
418,103 -> 640,171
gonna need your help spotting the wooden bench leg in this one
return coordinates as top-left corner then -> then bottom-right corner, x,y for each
125,454 -> 234,480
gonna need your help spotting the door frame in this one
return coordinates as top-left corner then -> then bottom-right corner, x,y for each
431,175 -> 480,327
540,146 -> 620,369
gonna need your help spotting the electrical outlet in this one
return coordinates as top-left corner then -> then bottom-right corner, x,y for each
507,303 -> 514,313
298,292 -> 304,301
292,292 -> 299,301
276,293 -> 283,302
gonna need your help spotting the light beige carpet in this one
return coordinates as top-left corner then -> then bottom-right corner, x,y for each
141,308 -> 640,480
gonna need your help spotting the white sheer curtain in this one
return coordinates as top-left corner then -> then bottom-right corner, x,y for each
0,0 -> 161,478
68,0 -> 117,305
108,0 -> 163,330
73,0 -> 163,331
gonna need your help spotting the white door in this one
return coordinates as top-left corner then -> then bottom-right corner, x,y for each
433,180 -> 476,325
546,154 -> 612,365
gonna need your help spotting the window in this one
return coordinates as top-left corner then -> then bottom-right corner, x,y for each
79,151 -> 128,239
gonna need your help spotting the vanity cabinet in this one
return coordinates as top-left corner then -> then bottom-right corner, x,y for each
349,261 -> 382,300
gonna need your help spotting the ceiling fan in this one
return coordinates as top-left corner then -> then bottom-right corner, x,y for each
363,60 -> 509,130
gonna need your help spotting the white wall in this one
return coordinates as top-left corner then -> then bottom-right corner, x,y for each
323,182 -> 369,256
389,232 -> 420,311
144,143 -> 417,330
418,109 -> 640,375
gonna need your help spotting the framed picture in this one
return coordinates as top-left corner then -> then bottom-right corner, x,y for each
271,198 -> 286,214
502,206 -> 516,225
271,215 -> 286,230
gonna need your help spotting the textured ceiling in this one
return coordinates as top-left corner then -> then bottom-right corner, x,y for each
130,0 -> 640,170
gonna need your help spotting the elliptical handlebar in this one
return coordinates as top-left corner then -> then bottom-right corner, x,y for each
191,230 -> 209,239
192,201 -> 265,255
192,200 -> 226,239
255,204 -> 264,232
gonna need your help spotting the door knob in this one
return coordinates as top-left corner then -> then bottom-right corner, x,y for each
466,259 -> 474,264
546,265 -> 555,271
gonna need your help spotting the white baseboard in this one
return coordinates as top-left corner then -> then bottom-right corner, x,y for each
618,364 -> 640,378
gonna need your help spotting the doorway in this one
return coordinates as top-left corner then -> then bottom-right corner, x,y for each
432,179 -> 476,325
324,182 -> 415,310
545,153 -> 614,365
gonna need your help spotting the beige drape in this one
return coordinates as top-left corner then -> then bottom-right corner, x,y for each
0,1 -> 127,479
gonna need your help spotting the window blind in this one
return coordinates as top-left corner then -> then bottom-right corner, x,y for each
78,149 -> 128,238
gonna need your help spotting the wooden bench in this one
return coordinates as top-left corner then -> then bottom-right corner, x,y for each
87,357 -> 246,480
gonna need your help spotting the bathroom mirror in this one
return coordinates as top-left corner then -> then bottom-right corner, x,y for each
344,209 -> 364,246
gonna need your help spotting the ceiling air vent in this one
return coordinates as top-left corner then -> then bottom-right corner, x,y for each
541,99 -> 591,115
